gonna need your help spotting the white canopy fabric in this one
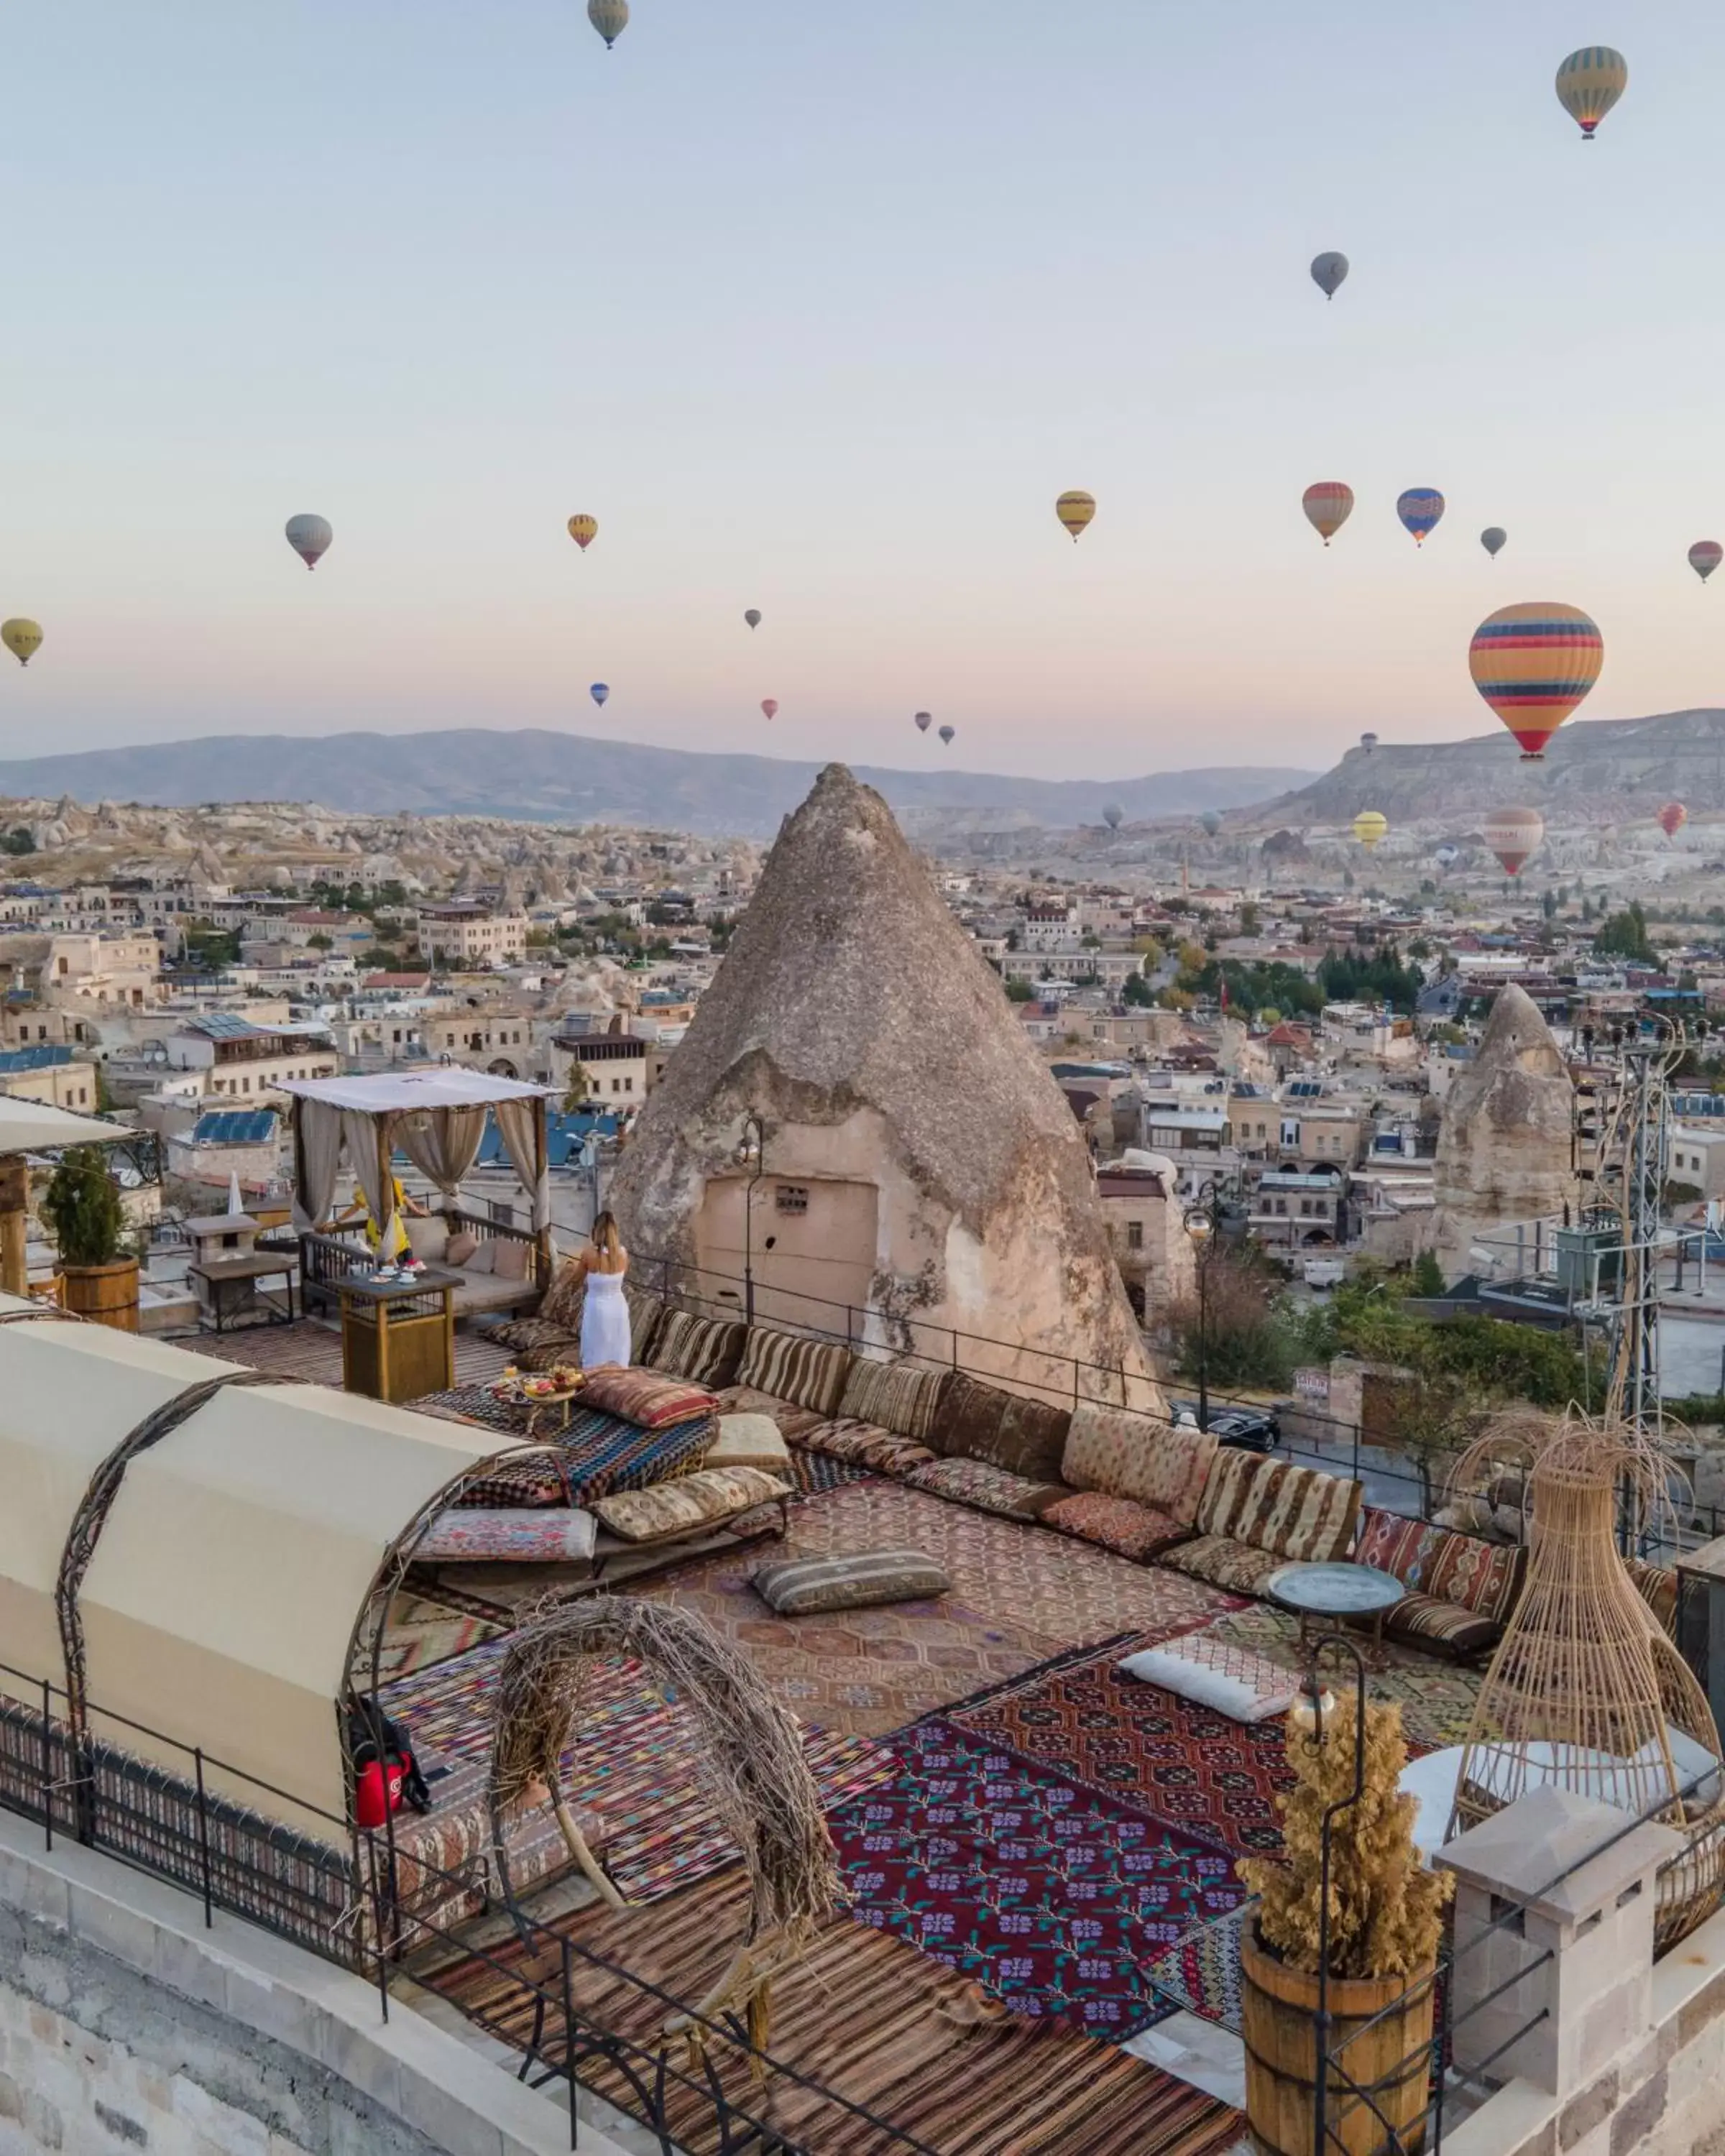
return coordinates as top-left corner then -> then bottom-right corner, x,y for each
0,1099 -> 132,1153
0,1294 -> 531,1842
277,1071 -> 555,1112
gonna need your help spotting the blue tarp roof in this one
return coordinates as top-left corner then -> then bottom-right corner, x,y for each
189,1108 -> 280,1146
0,1044 -> 72,1073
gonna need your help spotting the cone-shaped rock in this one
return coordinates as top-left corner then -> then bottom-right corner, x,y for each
610,765 -> 1160,1405
1432,985 -> 1578,1284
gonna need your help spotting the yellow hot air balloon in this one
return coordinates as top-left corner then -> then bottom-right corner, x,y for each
1056,491 -> 1096,542
1,620 -> 42,668
588,0 -> 628,49
1352,810 -> 1388,851
567,515 -> 598,552
1555,47 -> 1627,139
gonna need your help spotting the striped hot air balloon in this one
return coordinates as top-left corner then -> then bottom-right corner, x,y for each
568,514 -> 598,551
1468,602 -> 1602,759
1658,801 -> 1688,840
1555,47 -> 1627,139
1303,482 -> 1354,546
1483,806 -> 1545,877
1352,810 -> 1388,851
1397,489 -> 1445,545
1055,491 -> 1096,541
589,0 -> 628,48
1690,542 -> 1722,585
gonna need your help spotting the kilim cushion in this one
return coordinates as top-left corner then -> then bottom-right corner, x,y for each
1040,1491 -> 1190,1562
1192,1451 -> 1361,1563
703,1414 -> 792,1474
750,1549 -> 949,1616
540,1256 -> 587,1331
967,1391 -> 1072,1483
649,1309 -> 748,1389
1354,1508 -> 1524,1623
1627,1557 -> 1679,1639
486,1316 -> 581,1373
1061,1406 -> 1218,1526
735,1327 -> 854,1417
711,1385 -> 829,1445
1118,1634 -> 1301,1723
594,1465 -> 791,1544
1382,1591 -> 1504,1659
628,1291 -> 665,1365
1156,1534 -> 1286,1596
904,1455 -> 1067,1522
456,1410 -> 714,1508
929,1372 -> 1013,1461
415,1508 -> 597,1564
801,1418 -> 935,1478
837,1358 -> 950,1444
577,1366 -> 719,1430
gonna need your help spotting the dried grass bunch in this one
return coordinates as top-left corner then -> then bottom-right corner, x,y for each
1239,1700 -> 1451,1981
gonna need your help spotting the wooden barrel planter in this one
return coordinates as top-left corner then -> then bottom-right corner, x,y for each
60,1258 -> 140,1332
1241,1920 -> 1436,2156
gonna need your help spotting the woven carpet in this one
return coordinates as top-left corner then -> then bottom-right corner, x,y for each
1195,1603 -> 1483,1751
1144,1904 -> 1250,2031
370,1590 -> 503,1682
378,1639 -> 893,1904
421,1866 -> 1244,2156
831,1717 -> 1249,2040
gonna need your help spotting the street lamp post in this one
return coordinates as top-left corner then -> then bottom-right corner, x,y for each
735,1113 -> 766,1326
1184,1177 -> 1226,1434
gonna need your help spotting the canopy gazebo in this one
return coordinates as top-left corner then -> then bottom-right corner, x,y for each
0,1097 -> 132,1297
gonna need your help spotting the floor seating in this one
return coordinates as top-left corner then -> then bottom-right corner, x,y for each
1040,1407 -> 1220,1560
1157,1450 -> 1362,1595
1351,1506 -> 1527,1657
1627,1555 -> 1679,1639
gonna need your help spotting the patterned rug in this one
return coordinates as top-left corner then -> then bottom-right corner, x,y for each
370,1590 -> 503,1682
379,1639 -> 893,1904
829,1718 -> 1248,2040
1195,1603 -> 1484,1751
1144,1904 -> 1251,2031
420,1866 -> 1245,2156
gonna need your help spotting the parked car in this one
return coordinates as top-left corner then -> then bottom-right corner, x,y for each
1169,1399 -> 1281,1453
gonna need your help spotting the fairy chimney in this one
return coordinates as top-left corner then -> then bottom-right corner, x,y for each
610,765 -> 1162,1409
1432,985 -> 1578,1284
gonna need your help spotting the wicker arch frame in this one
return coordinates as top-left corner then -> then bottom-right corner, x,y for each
487,1597 -> 840,2051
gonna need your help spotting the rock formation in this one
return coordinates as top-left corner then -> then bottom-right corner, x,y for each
610,764 -> 1162,1409
1432,985 -> 1578,1283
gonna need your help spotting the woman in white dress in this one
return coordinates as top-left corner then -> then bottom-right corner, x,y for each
577,1210 -> 632,1370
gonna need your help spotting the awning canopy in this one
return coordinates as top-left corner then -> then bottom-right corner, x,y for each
277,1071 -> 554,1112
0,1099 -> 132,1153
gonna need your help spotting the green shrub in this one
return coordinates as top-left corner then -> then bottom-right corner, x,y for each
42,1148 -> 129,1267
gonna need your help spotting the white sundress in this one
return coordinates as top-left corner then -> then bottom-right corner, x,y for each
580,1266 -> 632,1369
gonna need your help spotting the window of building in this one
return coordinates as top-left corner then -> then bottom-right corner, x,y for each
774,1184 -> 809,1215
1126,1219 -> 1144,1250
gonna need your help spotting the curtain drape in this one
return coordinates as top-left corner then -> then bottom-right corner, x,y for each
291,1101 -> 346,1230
493,1099 -> 550,1230
341,1110 -> 396,1238
395,1105 -> 487,1199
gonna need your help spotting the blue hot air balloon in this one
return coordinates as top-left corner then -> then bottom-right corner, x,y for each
1397,489 -> 1445,546
590,683 -> 610,707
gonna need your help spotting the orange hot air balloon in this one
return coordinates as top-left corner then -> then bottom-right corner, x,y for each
1483,806 -> 1545,877
1302,482 -> 1354,546
760,698 -> 778,720
567,515 -> 598,551
1468,601 -> 1602,759
1657,801 -> 1688,840
1055,491 -> 1096,541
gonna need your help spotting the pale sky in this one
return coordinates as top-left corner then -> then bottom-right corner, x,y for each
2,2 -> 1717,780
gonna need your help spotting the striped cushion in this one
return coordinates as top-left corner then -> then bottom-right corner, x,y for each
1355,1508 -> 1524,1623
736,1327 -> 853,1417
649,1309 -> 748,1389
801,1419 -> 935,1478
750,1549 -> 948,1616
578,1366 -> 718,1431
593,1465 -> 790,1544
1384,1592 -> 1504,1658
712,1386 -> 829,1445
1627,1557 -> 1678,1639
628,1291 -> 665,1365
904,1456 -> 1066,1522
837,1358 -> 949,1443
1192,1452 -> 1361,1563
1156,1534 -> 1285,1596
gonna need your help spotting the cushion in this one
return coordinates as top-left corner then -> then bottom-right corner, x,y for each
837,1359 -> 949,1444
1118,1634 -> 1300,1723
1062,1406 -> 1218,1528
735,1327 -> 852,1418
404,1216 -> 449,1263
932,1373 -> 1013,1462
416,1507 -> 597,1564
800,1419 -> 935,1478
750,1549 -> 949,1616
1157,1534 -> 1286,1596
1040,1491 -> 1190,1562
593,1465 -> 790,1544
712,1385 -> 829,1445
1192,1452 -> 1361,1564
462,1240 -> 497,1275
1384,1591 -> 1505,1659
903,1455 -> 1067,1523
1627,1557 -> 1678,1638
540,1257 -> 586,1331
579,1366 -> 719,1431
650,1309 -> 748,1389
965,1392 -> 1072,1483
627,1290 -> 664,1364
1355,1508 -> 1524,1623
446,1230 -> 479,1266
485,1317 -> 581,1373
704,1414 -> 792,1473
492,1238 -> 532,1284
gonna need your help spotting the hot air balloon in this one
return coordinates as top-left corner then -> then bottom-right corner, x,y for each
1690,543 -> 1722,586
1397,489 -> 1444,546
285,515 -> 332,571
1658,802 -> 1688,840
1056,491 -> 1095,542
1360,732 -> 1379,754
744,607 -> 761,629
1303,482 -> 1354,547
567,515 -> 597,552
1353,810 -> 1388,851
939,725 -> 955,746
1468,601 -> 1602,759
1481,527 -> 1507,559
1310,252 -> 1348,300
589,0 -> 627,47
589,683 -> 610,707
914,711 -> 932,733
1483,806 -> 1544,877
1200,811 -> 1222,837
760,699 -> 778,721
1,620 -> 42,668
1103,805 -> 1123,831
1555,47 -> 1627,139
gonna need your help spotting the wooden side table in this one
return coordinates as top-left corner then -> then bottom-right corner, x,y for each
339,1270 -> 458,1404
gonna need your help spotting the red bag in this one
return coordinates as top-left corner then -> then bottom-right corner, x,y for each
354,1756 -> 407,1829
348,1705 -> 430,1828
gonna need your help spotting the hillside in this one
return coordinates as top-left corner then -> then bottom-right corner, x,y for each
0,730 -> 1310,839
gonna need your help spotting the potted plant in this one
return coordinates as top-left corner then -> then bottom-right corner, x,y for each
42,1146 -> 139,1331
1236,1698 -> 1451,2156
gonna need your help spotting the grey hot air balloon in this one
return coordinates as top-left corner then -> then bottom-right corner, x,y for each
285,514 -> 332,571
1481,527 -> 1507,559
914,711 -> 932,733
1103,804 -> 1123,831
938,724 -> 955,747
1310,251 -> 1348,300
588,0 -> 628,48
744,608 -> 761,629
1200,811 -> 1222,837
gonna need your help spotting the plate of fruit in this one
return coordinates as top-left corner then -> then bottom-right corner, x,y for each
489,1363 -> 585,1405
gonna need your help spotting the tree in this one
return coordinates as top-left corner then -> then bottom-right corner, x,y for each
563,1065 -> 593,1113
1409,1249 -> 1446,1298
1,827 -> 35,857
1238,899 -> 1260,934
1004,976 -> 1035,1003
1121,970 -> 1155,1008
1594,903 -> 1657,965
306,932 -> 334,951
